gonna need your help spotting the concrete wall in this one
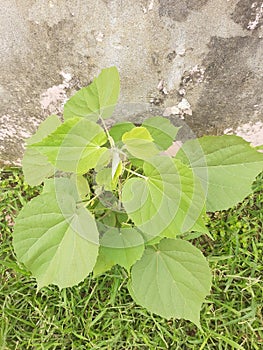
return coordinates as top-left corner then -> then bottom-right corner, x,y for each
0,0 -> 262,165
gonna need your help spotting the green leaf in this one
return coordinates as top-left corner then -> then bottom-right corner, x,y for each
26,115 -> 61,146
95,149 -> 112,171
74,174 -> 90,200
101,211 -> 117,227
122,156 -> 206,242
123,126 -> 153,142
43,176 -> 90,201
93,247 -> 115,277
191,213 -> 209,235
109,122 -> 135,143
22,115 -> 61,185
142,116 -> 180,151
64,67 -> 120,121
116,212 -> 129,226
100,228 -> 144,270
22,149 -> 55,187
30,117 -> 110,174
111,149 -> 121,179
176,135 -> 263,211
12,178 -> 99,289
130,238 -> 211,327
129,157 -> 144,169
122,126 -> 159,159
113,160 -> 122,183
96,168 -> 117,191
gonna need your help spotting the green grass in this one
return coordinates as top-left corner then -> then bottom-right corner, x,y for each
0,168 -> 262,349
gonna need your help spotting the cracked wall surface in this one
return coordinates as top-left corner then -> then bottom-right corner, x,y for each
0,0 -> 262,164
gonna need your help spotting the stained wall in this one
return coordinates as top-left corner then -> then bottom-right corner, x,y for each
0,0 -> 262,164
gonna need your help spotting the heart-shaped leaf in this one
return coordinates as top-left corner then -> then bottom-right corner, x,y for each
142,116 -> 180,151
122,127 -> 159,159
122,156 -> 206,242
30,117 -> 110,174
109,122 -> 135,144
13,178 -> 99,289
130,238 -> 211,327
100,227 -> 144,270
64,67 -> 120,121
176,135 -> 263,211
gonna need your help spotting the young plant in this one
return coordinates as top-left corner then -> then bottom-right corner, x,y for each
12,67 -> 263,327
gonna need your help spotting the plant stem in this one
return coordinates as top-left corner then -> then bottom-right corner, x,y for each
99,115 -> 115,148
77,193 -> 100,208
125,167 -> 148,180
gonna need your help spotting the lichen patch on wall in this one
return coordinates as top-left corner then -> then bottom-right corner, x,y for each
247,2 -> 263,30
232,0 -> 263,31
224,121 -> 263,147
40,71 -> 72,115
163,97 -> 192,119
0,115 -> 30,143
0,114 -> 32,165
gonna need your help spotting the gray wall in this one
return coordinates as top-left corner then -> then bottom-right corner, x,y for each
1,0 -> 262,165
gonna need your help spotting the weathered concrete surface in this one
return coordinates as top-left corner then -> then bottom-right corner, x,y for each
0,0 -> 262,165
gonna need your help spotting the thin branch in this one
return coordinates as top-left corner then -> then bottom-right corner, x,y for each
125,167 -> 148,180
